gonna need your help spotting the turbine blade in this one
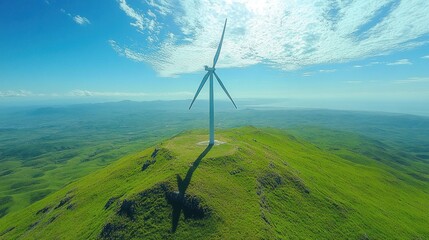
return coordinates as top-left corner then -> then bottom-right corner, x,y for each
213,72 -> 237,109
212,19 -> 227,68
189,72 -> 210,109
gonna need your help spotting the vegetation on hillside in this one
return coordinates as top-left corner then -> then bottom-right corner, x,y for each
1,127 -> 428,239
1,102 -> 428,218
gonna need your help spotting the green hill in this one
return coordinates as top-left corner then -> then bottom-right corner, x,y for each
0,127 -> 428,239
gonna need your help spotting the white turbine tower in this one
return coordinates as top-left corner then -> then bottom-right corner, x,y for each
189,19 -> 237,145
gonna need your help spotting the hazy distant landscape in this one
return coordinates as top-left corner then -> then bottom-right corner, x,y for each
1,101 -> 428,219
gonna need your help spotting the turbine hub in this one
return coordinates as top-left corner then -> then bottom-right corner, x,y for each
204,65 -> 215,72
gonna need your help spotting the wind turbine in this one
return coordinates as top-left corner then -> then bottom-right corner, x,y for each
189,18 -> 237,145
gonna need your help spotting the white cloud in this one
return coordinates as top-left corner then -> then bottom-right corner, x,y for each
118,0 -> 145,31
346,80 -> 362,84
0,90 -> 33,97
0,89 -> 192,98
70,89 -> 192,98
73,15 -> 91,25
147,9 -> 156,18
70,89 -> 148,97
422,55 -> 429,59
387,59 -> 412,65
145,0 -> 172,15
117,0 -> 162,45
394,77 -> 429,84
109,40 -> 146,61
319,69 -> 336,73
113,0 -> 429,77
353,61 -> 385,68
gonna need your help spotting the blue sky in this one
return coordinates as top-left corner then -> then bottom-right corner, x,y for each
0,0 -> 429,113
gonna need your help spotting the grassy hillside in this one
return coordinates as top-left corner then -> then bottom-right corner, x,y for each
0,102 -> 197,217
2,102 -> 429,219
0,127 -> 428,239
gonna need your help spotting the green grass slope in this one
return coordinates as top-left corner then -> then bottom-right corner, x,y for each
0,127 -> 428,239
0,113 -> 176,217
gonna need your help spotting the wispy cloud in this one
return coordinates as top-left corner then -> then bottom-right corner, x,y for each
70,89 -> 148,97
0,89 -> 192,98
368,61 -> 383,66
112,0 -> 429,77
302,72 -> 314,77
422,55 -> 429,59
73,15 -> 91,25
70,89 -> 192,98
394,77 -> 429,84
300,69 -> 336,77
353,61 -> 385,69
145,0 -> 172,16
346,80 -> 362,84
58,7 -> 90,26
109,40 -> 146,62
387,59 -> 412,65
319,69 -> 336,73
118,0 -> 145,31
117,0 -> 162,43
0,90 -> 34,97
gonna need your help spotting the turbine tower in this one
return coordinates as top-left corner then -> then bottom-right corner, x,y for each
189,19 -> 237,145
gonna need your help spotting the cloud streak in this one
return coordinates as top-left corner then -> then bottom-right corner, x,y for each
117,0 -> 162,42
0,89 -> 193,98
59,7 -> 91,26
70,89 -> 148,97
73,15 -> 91,25
70,89 -> 193,98
394,77 -> 429,84
112,0 -> 429,77
319,69 -> 337,73
387,59 -> 412,65
0,90 -> 34,97
118,0 -> 145,31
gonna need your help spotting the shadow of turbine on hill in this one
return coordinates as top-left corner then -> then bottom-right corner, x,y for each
169,144 -> 213,233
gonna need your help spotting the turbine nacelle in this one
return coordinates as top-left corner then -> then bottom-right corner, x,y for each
204,65 -> 215,72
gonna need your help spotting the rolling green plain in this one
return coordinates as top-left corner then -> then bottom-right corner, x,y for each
0,101 -> 428,239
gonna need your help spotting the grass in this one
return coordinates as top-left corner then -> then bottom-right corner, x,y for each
0,103 -> 198,216
2,102 -> 429,219
0,126 -> 428,239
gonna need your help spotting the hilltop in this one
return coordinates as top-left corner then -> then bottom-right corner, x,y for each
0,127 -> 428,239
2,103 -> 429,219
